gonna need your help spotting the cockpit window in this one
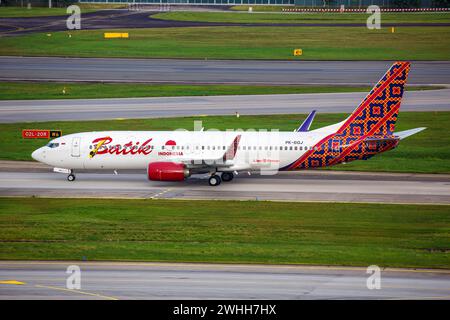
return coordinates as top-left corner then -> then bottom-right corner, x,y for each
47,142 -> 60,148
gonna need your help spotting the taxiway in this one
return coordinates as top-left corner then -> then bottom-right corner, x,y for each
0,163 -> 449,204
1,261 -> 449,300
1,89 -> 449,123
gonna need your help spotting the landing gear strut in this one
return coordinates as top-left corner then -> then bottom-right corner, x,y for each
208,174 -> 221,186
221,172 -> 234,182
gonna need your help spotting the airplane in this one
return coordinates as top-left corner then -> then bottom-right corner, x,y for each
31,61 -> 425,186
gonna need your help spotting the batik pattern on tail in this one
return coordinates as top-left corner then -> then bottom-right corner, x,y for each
283,61 -> 410,171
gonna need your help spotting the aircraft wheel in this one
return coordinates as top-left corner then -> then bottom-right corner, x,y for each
67,174 -> 76,182
221,172 -> 234,182
208,174 -> 221,186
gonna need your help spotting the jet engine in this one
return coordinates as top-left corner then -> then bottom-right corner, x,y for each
147,162 -> 190,181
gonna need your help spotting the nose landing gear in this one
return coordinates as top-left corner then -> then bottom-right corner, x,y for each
67,173 -> 76,181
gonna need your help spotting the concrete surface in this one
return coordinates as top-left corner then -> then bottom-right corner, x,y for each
0,168 -> 449,204
1,88 -> 449,123
0,261 -> 449,300
1,57 -> 450,85
1,11 -> 448,36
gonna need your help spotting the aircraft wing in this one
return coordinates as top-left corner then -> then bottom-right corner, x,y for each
170,135 -> 241,168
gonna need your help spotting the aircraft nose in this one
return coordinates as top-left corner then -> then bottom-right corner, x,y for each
31,148 -> 44,162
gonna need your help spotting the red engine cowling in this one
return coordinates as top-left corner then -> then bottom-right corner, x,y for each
147,162 -> 190,181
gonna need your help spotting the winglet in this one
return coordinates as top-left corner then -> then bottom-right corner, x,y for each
223,135 -> 241,161
297,110 -> 316,132
395,127 -> 426,140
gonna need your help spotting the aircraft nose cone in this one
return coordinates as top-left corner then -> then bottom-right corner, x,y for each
31,148 -> 44,162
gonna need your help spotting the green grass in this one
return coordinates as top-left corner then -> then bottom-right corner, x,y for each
0,7 -> 97,18
153,11 -> 450,24
0,82 -> 440,100
0,198 -> 448,268
1,112 -> 448,174
0,26 -> 449,60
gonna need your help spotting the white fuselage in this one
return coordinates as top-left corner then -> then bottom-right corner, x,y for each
31,130 -> 328,172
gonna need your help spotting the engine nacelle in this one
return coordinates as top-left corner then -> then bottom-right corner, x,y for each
147,162 -> 190,181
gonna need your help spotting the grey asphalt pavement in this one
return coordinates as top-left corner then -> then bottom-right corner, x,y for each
1,57 -> 449,85
1,89 -> 449,123
0,261 -> 449,300
1,168 -> 449,204
1,10 -> 448,36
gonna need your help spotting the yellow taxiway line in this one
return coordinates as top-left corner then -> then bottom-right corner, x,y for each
35,284 -> 118,300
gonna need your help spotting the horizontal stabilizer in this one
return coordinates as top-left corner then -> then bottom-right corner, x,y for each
296,110 -> 316,132
395,127 -> 426,140
365,136 -> 399,143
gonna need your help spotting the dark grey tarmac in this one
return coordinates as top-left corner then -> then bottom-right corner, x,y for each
1,10 -> 448,36
0,88 -> 449,123
1,57 -> 449,85
1,164 -> 449,204
0,261 -> 449,300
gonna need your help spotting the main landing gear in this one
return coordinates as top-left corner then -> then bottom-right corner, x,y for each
221,172 -> 234,182
208,174 -> 221,186
208,172 -> 234,186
